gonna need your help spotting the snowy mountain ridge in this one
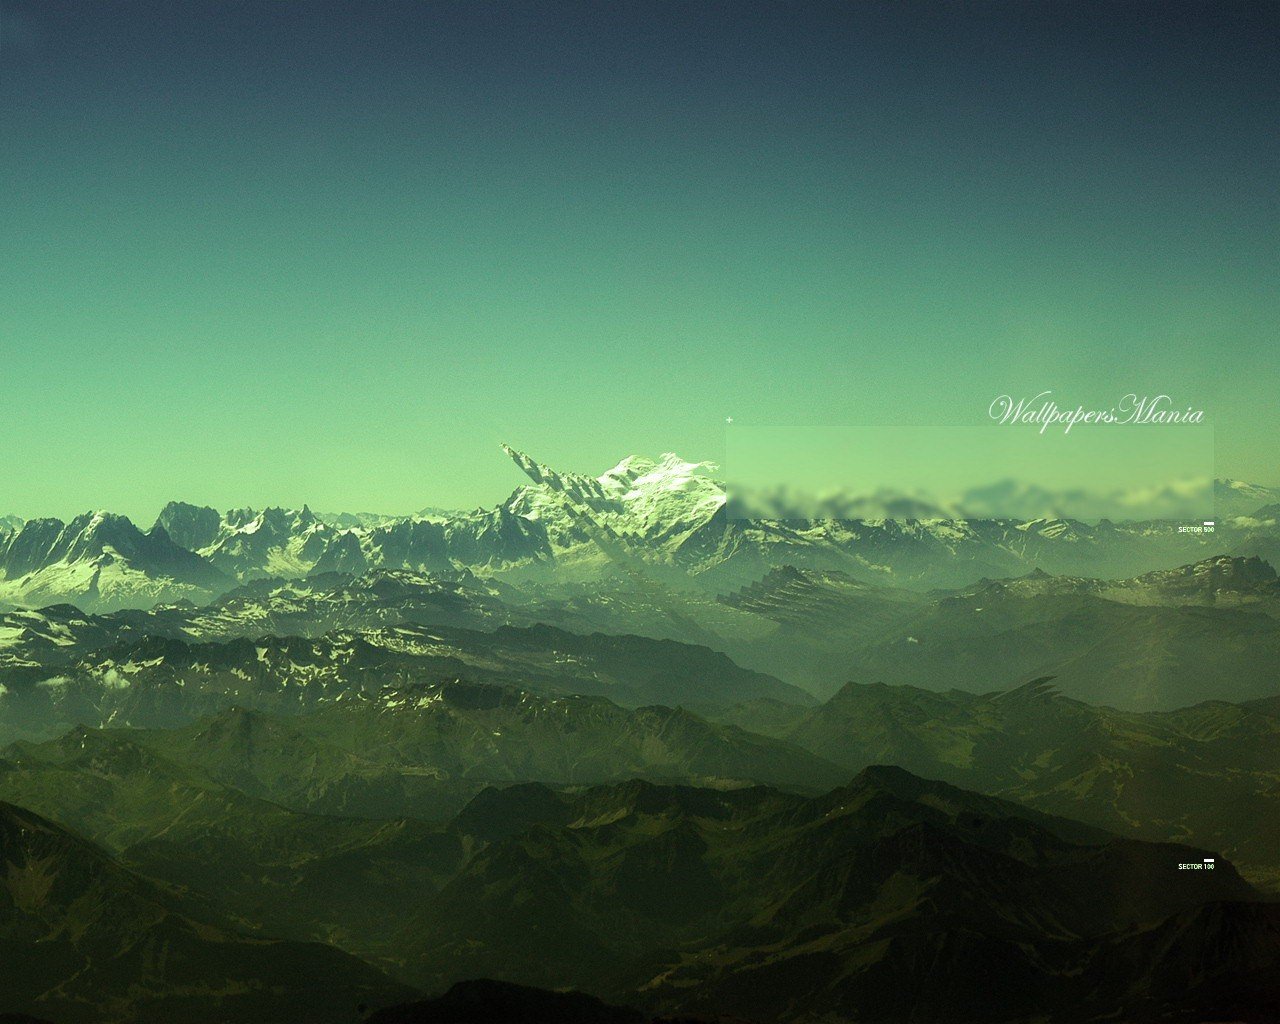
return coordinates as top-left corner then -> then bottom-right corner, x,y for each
0,511 -> 230,611
3,448 -> 1280,611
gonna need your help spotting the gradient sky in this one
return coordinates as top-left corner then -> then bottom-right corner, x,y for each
2,1 -> 1277,522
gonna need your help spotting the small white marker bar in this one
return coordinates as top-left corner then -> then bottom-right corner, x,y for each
1203,521 -> 1215,526
1203,857 -> 1215,863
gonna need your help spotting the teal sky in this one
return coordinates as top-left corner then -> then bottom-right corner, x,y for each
2,2 -> 1276,522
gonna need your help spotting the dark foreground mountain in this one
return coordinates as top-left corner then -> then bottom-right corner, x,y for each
719,677 -> 1280,887
365,980 -> 644,1024
366,981 -> 757,1024
390,770 -> 1273,1023
0,801 -> 412,1023
2,757 -> 1275,1023
0,728 -> 475,960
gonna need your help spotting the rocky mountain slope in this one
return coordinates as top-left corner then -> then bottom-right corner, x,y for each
155,502 -> 338,580
7,757 -> 1274,1023
0,613 -> 810,744
3,554 -> 1277,733
0,801 -> 411,1023
942,553 -> 1280,608
395,768 -> 1275,1022
0,513 -> 229,612
1,674 -> 839,819
716,677 -> 1280,887
1,694 -> 1276,1024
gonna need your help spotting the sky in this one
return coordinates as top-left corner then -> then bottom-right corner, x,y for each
2,1 -> 1277,522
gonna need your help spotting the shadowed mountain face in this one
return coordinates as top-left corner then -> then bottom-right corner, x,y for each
0,688 -> 844,829
717,678 -> 1280,888
0,513 -> 231,612
0,730 -> 472,962
0,727 -> 1276,1022
0,801 -> 412,1024
389,769 -> 1275,1023
365,980 -> 645,1024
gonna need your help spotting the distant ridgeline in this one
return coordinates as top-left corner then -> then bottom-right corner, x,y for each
1,449 -> 1278,613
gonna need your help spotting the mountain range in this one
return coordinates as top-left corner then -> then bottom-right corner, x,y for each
0,681 -> 840,824
4,449 -> 1280,613
351,768 -> 1272,1022
0,606 -> 811,745
3,553 -> 1279,726
2,447 -> 1278,1022
0,513 -> 230,611
718,555 -> 1280,707
0,624 -> 1275,1021
731,476 -> 1280,524
716,676 -> 1280,888
3,758 -> 1276,1023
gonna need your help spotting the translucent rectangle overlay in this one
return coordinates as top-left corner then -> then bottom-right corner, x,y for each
725,425 -> 1216,523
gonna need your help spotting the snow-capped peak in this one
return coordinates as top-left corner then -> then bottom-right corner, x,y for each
501,445 -> 725,559
603,453 -> 720,500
